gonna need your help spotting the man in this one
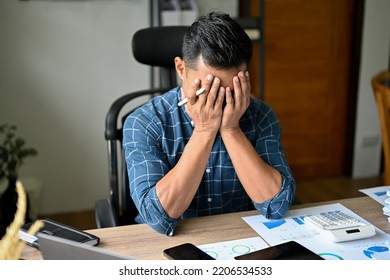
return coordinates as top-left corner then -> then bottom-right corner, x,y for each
123,11 -> 296,236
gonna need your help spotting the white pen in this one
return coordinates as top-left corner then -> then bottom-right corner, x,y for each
178,88 -> 205,106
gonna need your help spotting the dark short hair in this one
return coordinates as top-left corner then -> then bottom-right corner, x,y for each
182,11 -> 252,70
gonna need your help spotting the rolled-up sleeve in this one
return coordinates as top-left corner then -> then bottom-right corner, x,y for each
123,110 -> 179,236
251,104 -> 296,219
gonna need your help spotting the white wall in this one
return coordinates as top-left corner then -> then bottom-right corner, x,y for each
0,0 -> 150,214
352,0 -> 390,178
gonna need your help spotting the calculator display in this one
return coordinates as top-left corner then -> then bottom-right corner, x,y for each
346,228 -> 361,234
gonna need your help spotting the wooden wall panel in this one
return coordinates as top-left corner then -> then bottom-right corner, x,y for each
242,0 -> 355,178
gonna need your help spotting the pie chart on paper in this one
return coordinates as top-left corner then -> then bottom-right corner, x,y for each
363,246 -> 389,259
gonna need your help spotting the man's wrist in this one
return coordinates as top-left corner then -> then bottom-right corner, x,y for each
192,128 -> 219,139
219,126 -> 242,137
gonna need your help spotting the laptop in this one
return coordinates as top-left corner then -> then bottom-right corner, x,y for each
37,233 -> 136,260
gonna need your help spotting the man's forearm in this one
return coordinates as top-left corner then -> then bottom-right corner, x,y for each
156,130 -> 216,219
220,128 -> 282,203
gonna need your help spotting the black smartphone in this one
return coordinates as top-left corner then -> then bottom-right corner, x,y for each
163,243 -> 215,260
234,241 -> 324,260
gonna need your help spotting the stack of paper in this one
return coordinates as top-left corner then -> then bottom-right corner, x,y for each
384,189 -> 390,222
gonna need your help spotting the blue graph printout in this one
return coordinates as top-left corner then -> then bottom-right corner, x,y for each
359,186 -> 390,206
242,203 -> 390,260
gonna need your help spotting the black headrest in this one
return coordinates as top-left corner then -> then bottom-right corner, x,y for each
132,26 -> 189,68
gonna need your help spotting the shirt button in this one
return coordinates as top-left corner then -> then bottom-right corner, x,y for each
207,197 -> 212,203
205,168 -> 211,173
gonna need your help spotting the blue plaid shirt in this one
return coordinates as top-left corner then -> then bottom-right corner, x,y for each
123,87 -> 296,235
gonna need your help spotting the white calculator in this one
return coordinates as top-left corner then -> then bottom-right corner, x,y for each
304,211 -> 376,242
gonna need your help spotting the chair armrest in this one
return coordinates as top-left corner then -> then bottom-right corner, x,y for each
94,199 -> 119,228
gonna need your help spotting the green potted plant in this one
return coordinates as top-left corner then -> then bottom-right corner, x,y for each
0,124 -> 38,238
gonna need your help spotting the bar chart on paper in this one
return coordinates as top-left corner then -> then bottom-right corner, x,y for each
260,216 -> 319,242
359,186 -> 390,206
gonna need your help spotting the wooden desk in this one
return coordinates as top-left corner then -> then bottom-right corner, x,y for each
21,196 -> 390,260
